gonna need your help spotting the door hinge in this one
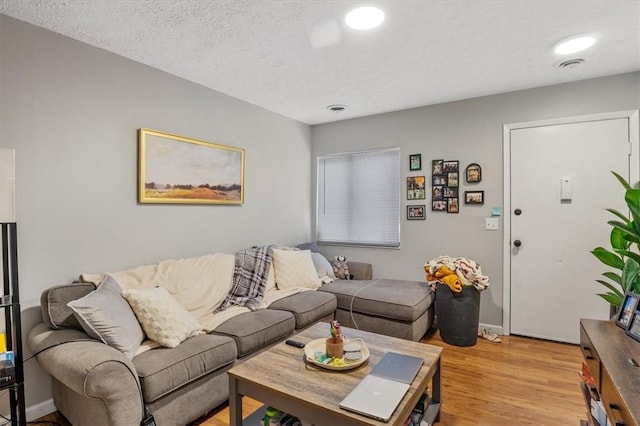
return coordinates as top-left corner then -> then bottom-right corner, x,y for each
629,141 -> 633,157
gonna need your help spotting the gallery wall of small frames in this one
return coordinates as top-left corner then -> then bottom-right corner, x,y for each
406,154 -> 484,217
431,159 -> 459,213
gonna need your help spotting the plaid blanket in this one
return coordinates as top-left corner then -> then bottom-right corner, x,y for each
216,245 -> 275,312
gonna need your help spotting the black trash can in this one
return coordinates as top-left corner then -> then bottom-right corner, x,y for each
435,283 -> 480,346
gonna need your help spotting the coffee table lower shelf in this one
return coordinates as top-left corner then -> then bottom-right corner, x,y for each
242,401 -> 441,426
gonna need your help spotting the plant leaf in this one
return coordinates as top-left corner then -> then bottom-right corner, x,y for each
616,250 -> 640,265
622,234 -> 640,245
622,258 -> 640,292
624,190 -> 640,233
607,208 -> 630,224
626,189 -> 640,209
608,220 -> 637,236
591,247 -> 624,269
595,279 -> 624,298
602,272 -> 622,285
610,227 -> 630,250
598,292 -> 623,307
612,171 -> 632,191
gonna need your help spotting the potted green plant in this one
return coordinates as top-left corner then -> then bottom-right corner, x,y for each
591,172 -> 640,308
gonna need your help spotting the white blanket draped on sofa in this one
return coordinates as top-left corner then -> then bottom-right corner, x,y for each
80,251 -> 316,333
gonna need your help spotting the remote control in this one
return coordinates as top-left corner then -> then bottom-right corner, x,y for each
285,340 -> 305,348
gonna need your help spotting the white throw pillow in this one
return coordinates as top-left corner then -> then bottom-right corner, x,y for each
272,249 -> 321,290
265,262 -> 276,292
67,275 -> 144,359
122,286 -> 203,348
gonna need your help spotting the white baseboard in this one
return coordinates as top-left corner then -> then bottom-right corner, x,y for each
478,322 -> 503,335
433,317 -> 504,336
26,398 -> 56,422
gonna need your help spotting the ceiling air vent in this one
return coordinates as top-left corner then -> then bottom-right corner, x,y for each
554,58 -> 585,69
327,104 -> 347,113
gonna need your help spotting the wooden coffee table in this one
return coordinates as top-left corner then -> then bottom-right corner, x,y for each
228,322 -> 442,425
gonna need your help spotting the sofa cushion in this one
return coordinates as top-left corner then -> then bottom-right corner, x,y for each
212,310 -> 295,357
133,334 -> 237,403
41,282 -> 97,330
319,279 -> 434,322
67,276 -> 144,359
268,291 -> 337,329
272,249 -> 321,290
123,287 -> 203,348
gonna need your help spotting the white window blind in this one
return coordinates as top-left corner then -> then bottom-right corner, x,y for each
317,147 -> 400,247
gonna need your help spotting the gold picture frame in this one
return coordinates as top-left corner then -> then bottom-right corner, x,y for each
138,128 -> 245,204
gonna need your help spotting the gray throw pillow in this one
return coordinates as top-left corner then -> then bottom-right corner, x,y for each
310,252 -> 336,279
67,275 -> 144,359
295,241 -> 320,253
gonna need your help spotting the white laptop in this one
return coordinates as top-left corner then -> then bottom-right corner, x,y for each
339,374 -> 411,422
339,352 -> 424,422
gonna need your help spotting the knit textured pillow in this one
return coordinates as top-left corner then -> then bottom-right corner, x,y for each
122,287 -> 203,348
272,249 -> 321,290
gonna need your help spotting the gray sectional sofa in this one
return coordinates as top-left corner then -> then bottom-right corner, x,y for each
28,260 -> 434,426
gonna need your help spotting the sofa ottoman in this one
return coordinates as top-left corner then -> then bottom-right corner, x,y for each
319,279 -> 434,341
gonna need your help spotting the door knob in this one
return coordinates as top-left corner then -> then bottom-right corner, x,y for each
514,209 -> 522,216
514,240 -> 522,247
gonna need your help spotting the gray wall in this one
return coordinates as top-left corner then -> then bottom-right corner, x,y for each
3,11 -> 640,420
312,72 -> 640,328
0,15 -> 312,416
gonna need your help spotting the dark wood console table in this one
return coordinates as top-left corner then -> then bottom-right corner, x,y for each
580,319 -> 640,426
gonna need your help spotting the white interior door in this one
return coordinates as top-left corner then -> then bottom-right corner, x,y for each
509,116 -> 634,343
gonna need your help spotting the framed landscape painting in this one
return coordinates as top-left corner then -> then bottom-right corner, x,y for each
138,128 -> 245,204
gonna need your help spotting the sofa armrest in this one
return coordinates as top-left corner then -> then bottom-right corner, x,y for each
29,323 -> 144,423
347,261 -> 373,280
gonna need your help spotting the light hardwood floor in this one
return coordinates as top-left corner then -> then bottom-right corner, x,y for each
38,329 -> 586,426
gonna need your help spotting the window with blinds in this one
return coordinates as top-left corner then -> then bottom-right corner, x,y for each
316,147 -> 400,247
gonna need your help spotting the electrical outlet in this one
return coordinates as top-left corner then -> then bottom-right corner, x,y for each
485,218 -> 499,230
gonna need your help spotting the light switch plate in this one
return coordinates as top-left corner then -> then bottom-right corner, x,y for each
485,218 -> 499,230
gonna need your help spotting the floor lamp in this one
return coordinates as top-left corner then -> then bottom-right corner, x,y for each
0,148 -> 25,425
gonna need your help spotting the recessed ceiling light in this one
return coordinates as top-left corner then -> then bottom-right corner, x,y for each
345,6 -> 385,30
554,35 -> 596,55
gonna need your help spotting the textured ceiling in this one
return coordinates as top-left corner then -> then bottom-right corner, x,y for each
1,0 -> 639,125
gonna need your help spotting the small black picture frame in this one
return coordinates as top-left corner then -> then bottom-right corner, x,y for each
466,163 -> 482,183
432,159 -> 443,175
409,154 -> 422,171
406,176 -> 426,200
443,160 -> 459,173
432,200 -> 446,211
616,291 -> 640,329
407,205 -> 426,220
626,310 -> 640,343
432,175 -> 446,186
447,172 -> 459,187
447,197 -> 459,213
465,190 -> 485,205
444,187 -> 458,198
